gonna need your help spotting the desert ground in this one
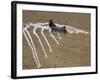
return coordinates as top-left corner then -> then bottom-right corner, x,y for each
22,10 -> 91,69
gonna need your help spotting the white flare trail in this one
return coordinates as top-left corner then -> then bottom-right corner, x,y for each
57,32 -> 62,39
33,27 -> 47,58
41,28 -> 52,53
49,31 -> 59,45
23,26 -> 41,68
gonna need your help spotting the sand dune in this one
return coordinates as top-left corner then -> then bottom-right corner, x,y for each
22,10 -> 90,69
23,28 -> 90,69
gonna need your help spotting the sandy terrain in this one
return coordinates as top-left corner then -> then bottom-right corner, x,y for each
22,10 -> 91,69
